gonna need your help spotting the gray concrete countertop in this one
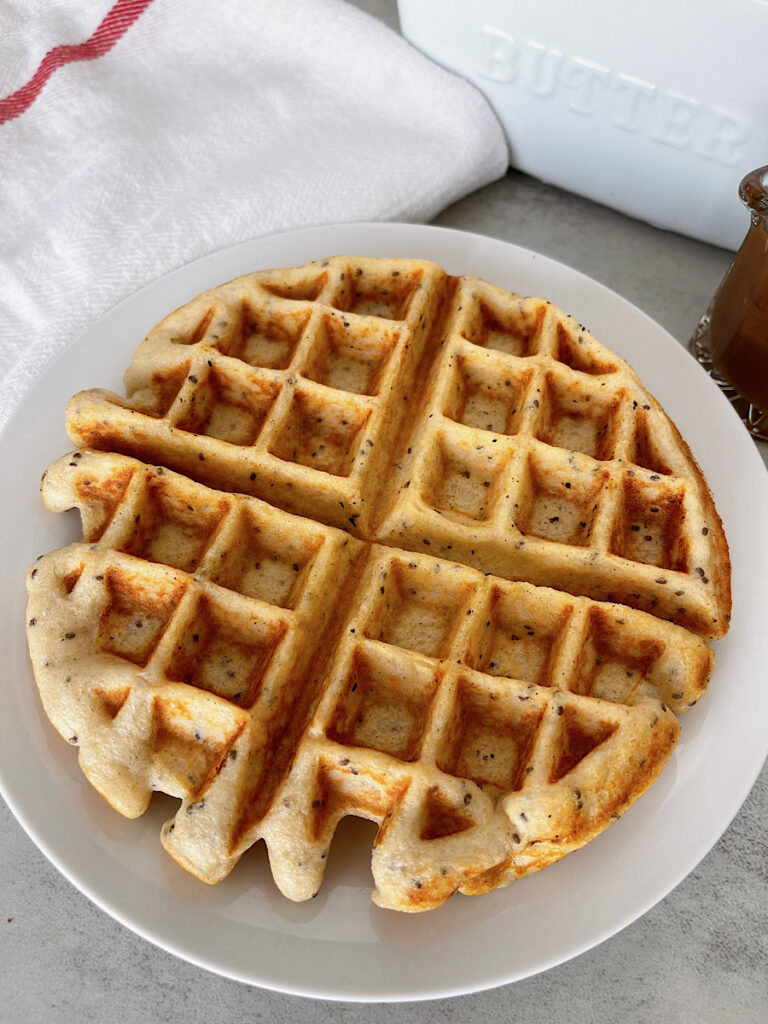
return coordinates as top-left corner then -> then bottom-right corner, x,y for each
2,2 -> 766,1021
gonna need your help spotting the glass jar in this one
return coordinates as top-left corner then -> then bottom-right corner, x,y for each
690,165 -> 768,441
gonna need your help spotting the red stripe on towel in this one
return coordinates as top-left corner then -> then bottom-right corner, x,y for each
0,0 -> 155,125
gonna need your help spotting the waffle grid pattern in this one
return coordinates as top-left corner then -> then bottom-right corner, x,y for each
378,280 -> 721,634
30,256 -> 731,911
28,453 -> 708,909
253,544 -> 694,908
32,455 -> 363,824
69,258 -> 446,536
66,258 -> 730,638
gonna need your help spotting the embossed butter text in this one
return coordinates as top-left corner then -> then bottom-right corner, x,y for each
479,26 -> 749,166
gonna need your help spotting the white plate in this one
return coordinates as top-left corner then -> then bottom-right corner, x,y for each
1,222 -> 767,1003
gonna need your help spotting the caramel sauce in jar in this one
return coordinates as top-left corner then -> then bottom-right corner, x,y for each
708,166 -> 768,414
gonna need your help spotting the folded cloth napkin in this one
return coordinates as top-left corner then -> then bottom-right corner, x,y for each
0,0 -> 507,431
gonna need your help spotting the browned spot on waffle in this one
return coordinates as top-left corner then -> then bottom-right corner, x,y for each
164,593 -> 286,708
98,564 -> 186,667
444,352 -> 533,436
419,786 -> 475,841
94,685 -> 130,719
555,321 -> 618,375
573,607 -> 664,702
423,431 -> 507,526
74,465 -> 134,540
536,373 -> 625,461
311,764 -> 402,842
123,475 -> 228,573
206,507 -> 324,609
144,366 -> 191,418
62,565 -> 84,594
437,676 -> 546,794
517,450 -> 607,547
225,302 -> 310,369
261,270 -> 328,303
549,705 -> 617,783
462,294 -> 546,357
175,364 -> 280,446
364,558 -> 472,660
187,307 -> 215,346
333,264 -> 423,320
632,406 -> 673,476
610,476 -> 688,572
153,693 -> 245,799
302,313 -> 398,397
326,643 -> 441,762
269,385 -> 371,477
467,584 -> 572,685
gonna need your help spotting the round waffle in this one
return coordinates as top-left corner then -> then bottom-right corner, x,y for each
27,257 -> 730,912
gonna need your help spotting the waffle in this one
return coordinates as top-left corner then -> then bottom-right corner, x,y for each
65,256 -> 731,639
27,451 -> 712,911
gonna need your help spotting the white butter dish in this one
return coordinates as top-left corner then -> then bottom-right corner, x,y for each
398,0 -> 768,248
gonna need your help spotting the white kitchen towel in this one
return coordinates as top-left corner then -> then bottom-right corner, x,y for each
0,0 -> 507,430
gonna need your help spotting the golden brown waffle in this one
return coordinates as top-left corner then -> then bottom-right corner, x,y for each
27,452 -> 712,911
65,257 -> 730,639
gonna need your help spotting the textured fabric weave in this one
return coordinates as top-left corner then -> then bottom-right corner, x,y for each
0,0 -> 507,430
